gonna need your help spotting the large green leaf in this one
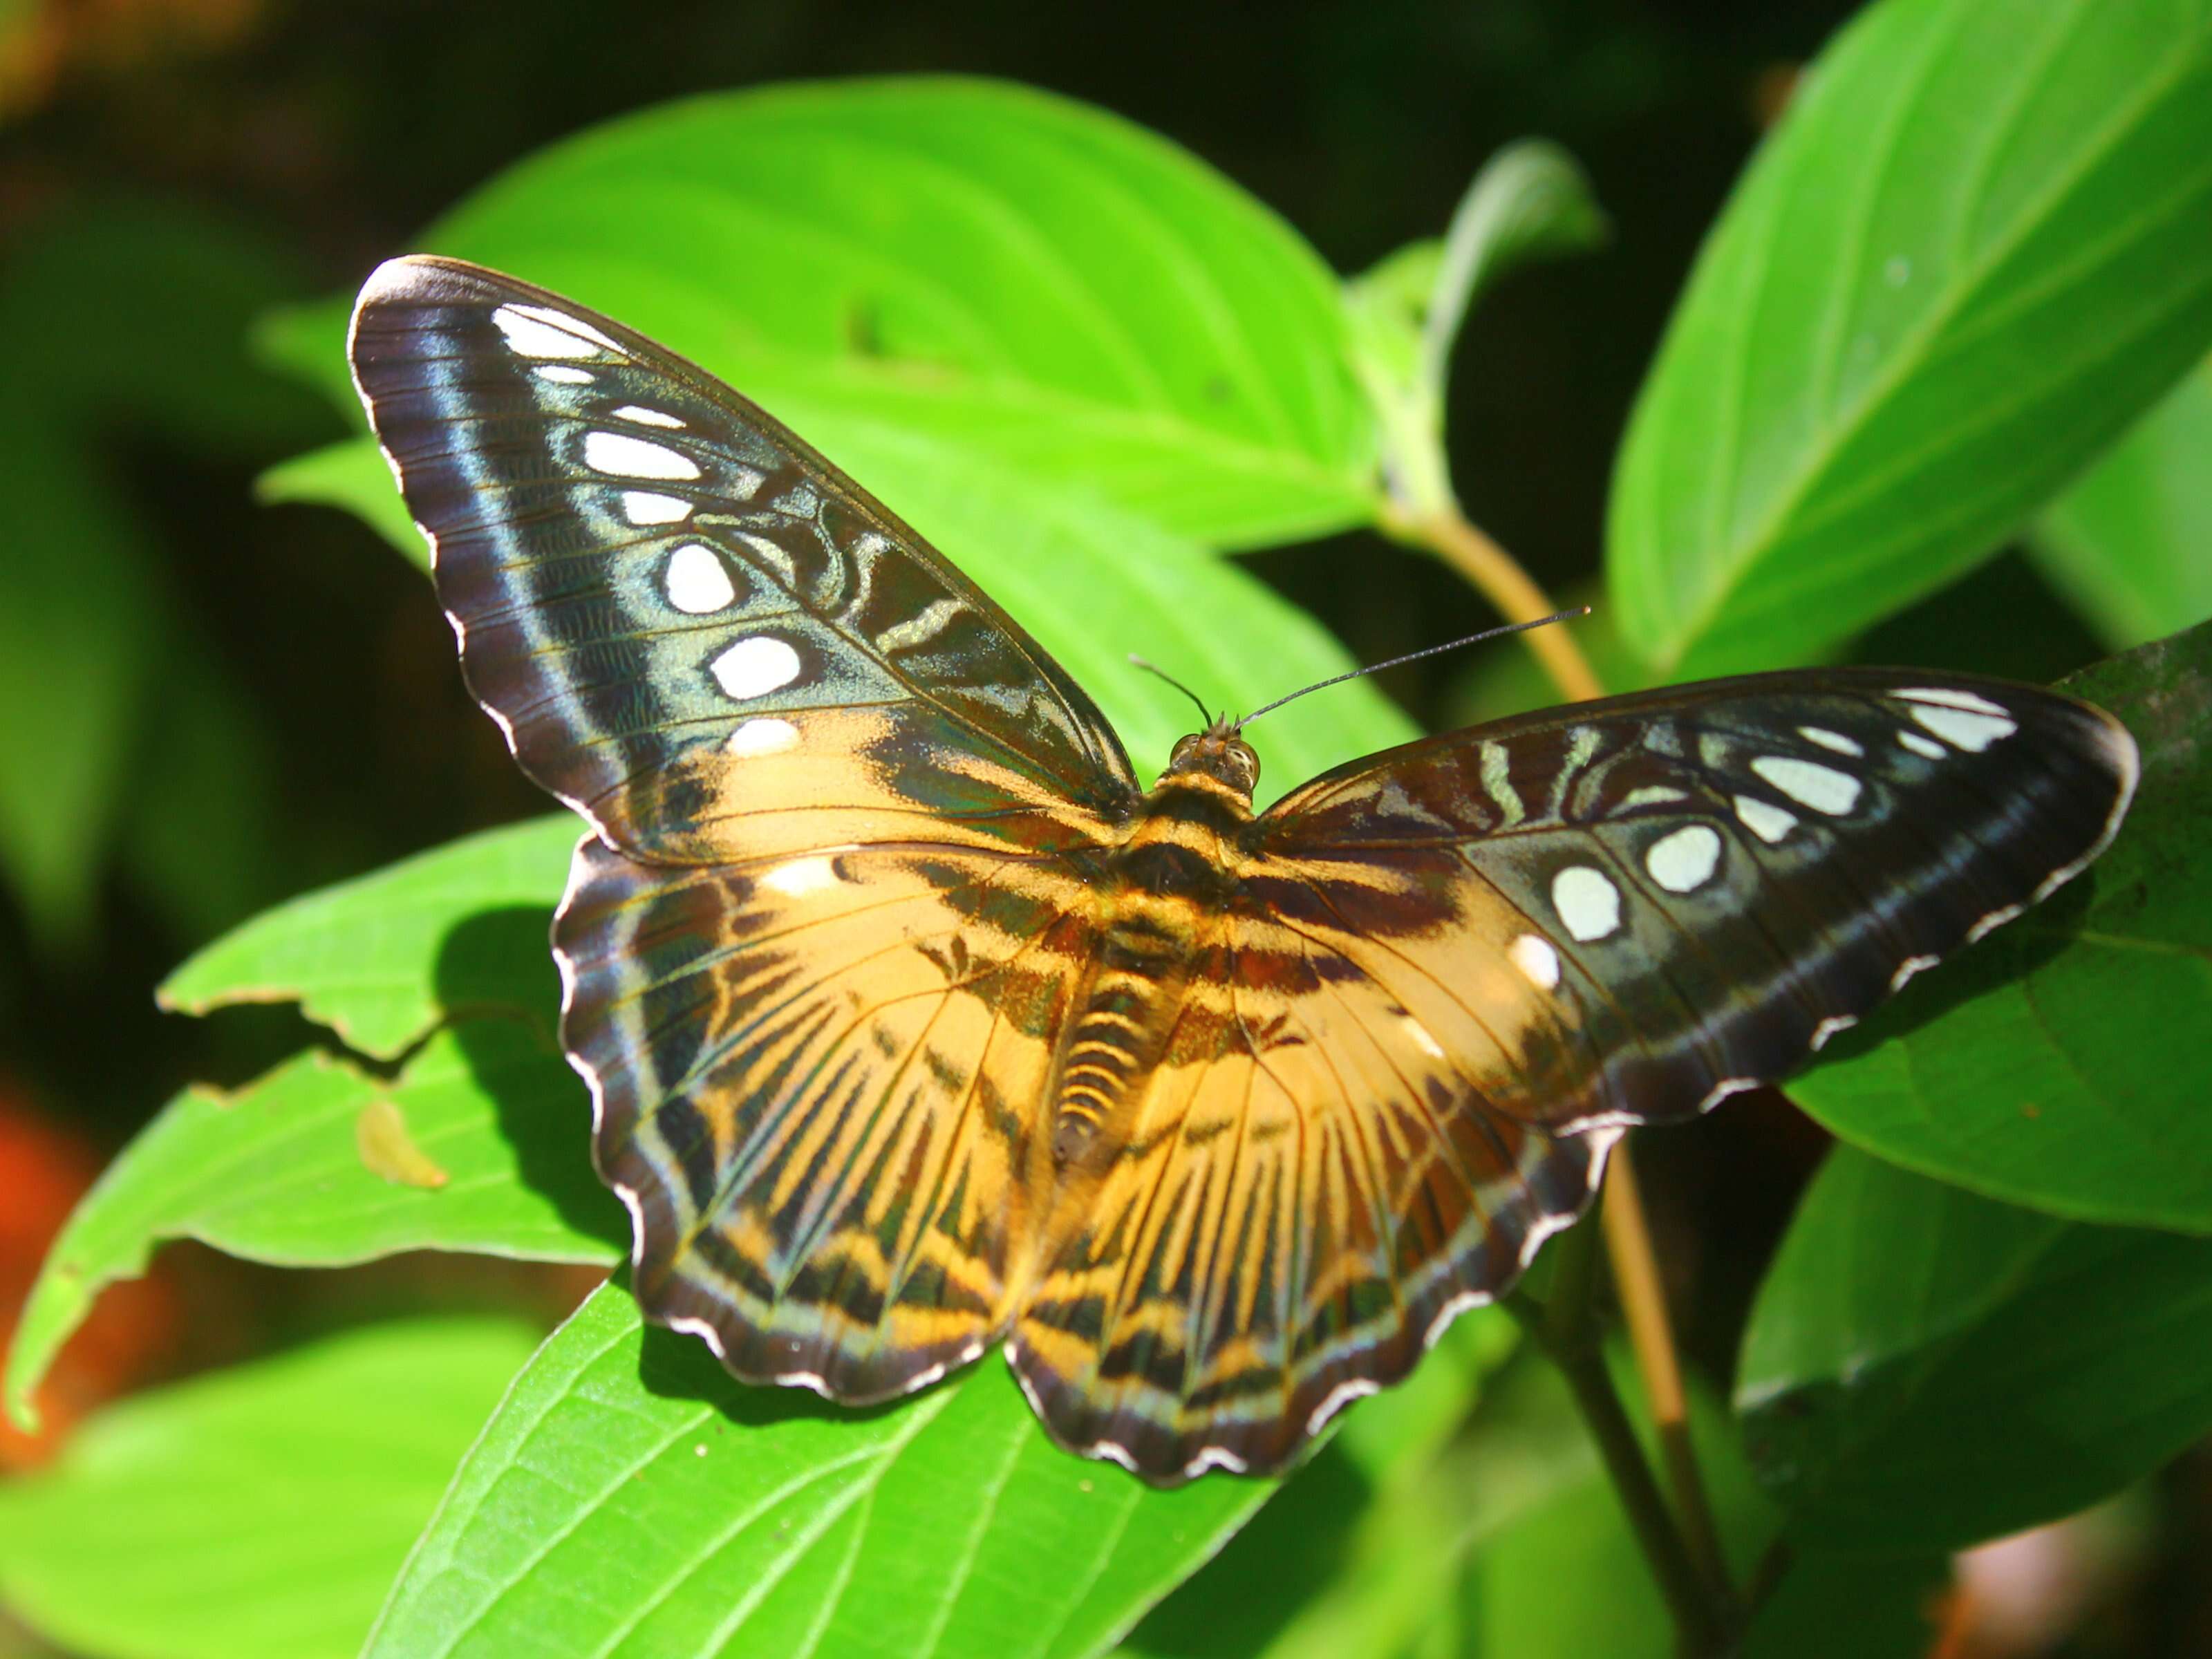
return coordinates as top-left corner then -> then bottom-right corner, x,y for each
3,1022 -> 618,1430
0,1318 -> 541,1659
1609,0 -> 2212,674
1737,1145 -> 2212,1550
262,78 -> 1376,548
161,814 -> 580,1060
2032,359 -> 2212,648
1790,621 -> 2212,1232
366,1282 -> 1269,1659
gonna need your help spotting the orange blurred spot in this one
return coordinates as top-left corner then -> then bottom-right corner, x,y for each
0,1082 -> 182,1468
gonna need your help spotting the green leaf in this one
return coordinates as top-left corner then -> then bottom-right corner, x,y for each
365,1282 -> 1267,1659
258,438 -> 429,568
264,78 -> 1377,548
1419,140 -> 1607,408
162,814 -> 579,1059
1737,1144 -> 2212,1550
2032,359 -> 2212,648
0,1317 -> 541,1659
1791,621 -> 2212,1232
4,1023 -> 619,1429
1608,0 -> 2212,674
1346,141 -> 1606,522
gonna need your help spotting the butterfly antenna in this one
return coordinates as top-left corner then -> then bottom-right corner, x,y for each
1238,607 -> 1591,727
1129,655 -> 1217,727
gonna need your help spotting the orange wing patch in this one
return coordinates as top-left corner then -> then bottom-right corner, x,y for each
1009,868 -> 1611,1479
559,796 -> 1111,1403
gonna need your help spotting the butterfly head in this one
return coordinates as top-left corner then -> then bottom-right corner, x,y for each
1163,718 -> 1260,799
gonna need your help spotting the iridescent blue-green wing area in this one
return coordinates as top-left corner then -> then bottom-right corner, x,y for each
347,254 -> 1140,859
1011,668 -> 2135,1481
348,255 -> 1140,1403
1255,666 -> 2137,1140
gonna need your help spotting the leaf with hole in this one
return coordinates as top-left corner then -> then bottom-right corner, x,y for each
4,1024 -> 618,1430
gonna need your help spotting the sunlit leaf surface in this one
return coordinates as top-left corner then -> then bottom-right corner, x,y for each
0,1319 -> 541,1659
366,1283 -> 1271,1659
1609,0 -> 2212,673
2032,360 -> 2212,648
263,78 -> 1378,548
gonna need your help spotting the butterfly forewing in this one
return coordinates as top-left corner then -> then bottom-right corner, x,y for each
1256,668 -> 2139,1137
348,256 -> 1141,860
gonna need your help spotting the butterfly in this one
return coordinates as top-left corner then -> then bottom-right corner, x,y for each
349,256 -> 2138,1483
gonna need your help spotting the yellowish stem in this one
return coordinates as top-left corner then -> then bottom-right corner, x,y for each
1391,500 -> 1734,1609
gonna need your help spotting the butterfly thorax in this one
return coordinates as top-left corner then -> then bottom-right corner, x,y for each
1047,744 -> 1258,1166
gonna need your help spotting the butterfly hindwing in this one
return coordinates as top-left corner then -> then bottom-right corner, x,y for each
348,256 -> 1141,860
1011,919 -> 1608,1477
559,834 -> 1098,1399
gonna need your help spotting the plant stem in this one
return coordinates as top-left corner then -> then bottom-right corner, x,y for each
1389,498 -> 1737,1618
1604,1139 -> 1731,1597
1507,1294 -> 1733,1656
1388,506 -> 1606,701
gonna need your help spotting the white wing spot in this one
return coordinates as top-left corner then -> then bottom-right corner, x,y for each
532,364 -> 592,385
584,431 -> 700,481
1891,953 -> 1939,992
1620,785 -> 1689,809
491,302 -> 619,358
1551,865 -> 1621,942
1898,730 -> 1947,760
1799,726 -> 1863,757
1908,703 -> 2017,752
711,635 -> 803,700
612,404 -> 684,429
1750,755 -> 1861,815
1967,902 -> 2025,944
1810,1013 -> 1858,1051
761,856 -> 838,897
1646,824 -> 1723,893
1897,686 -> 2009,715
726,717 -> 800,758
1400,1016 -> 1446,1060
664,543 -> 736,615
1732,794 -> 1799,844
621,490 -> 691,525
1508,934 -> 1562,991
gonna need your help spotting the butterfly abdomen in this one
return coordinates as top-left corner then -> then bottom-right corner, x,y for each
1049,776 -> 1253,1163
